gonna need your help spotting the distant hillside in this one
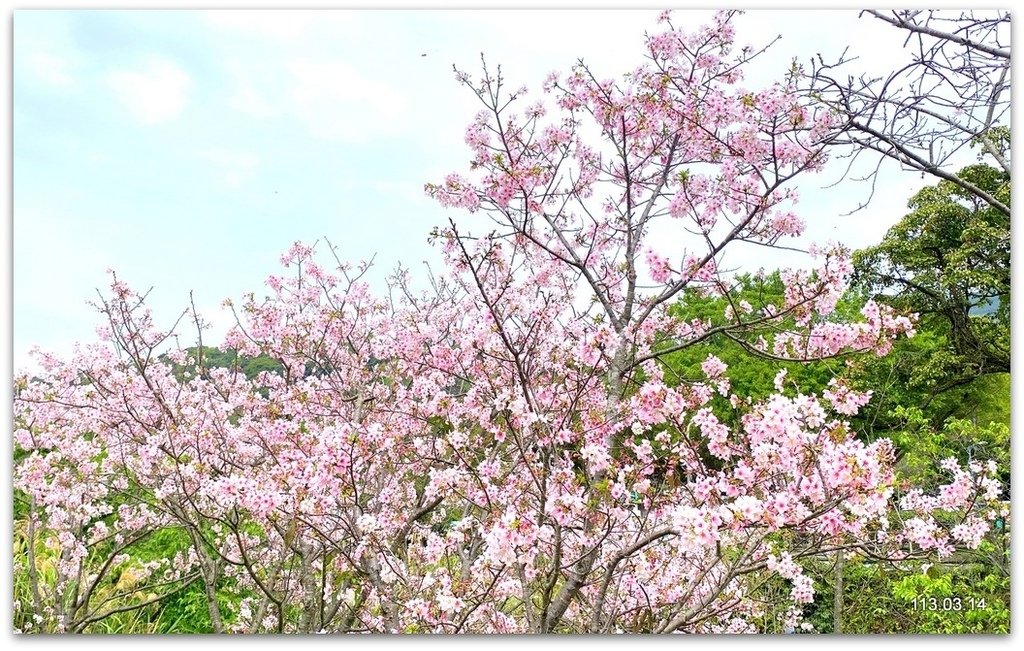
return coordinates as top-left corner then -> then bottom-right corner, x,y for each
969,295 -> 1002,316
165,346 -> 284,381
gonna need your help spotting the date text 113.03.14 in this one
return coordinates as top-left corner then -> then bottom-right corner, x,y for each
912,597 -> 986,611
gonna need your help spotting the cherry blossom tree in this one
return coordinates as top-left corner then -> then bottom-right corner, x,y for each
14,11 -> 1006,634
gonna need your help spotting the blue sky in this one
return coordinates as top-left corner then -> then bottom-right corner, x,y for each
13,9 -> 922,370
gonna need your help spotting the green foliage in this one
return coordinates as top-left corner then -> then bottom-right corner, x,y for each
879,407 -> 1009,490
660,194 -> 1011,632
949,373 -> 1010,429
151,583 -> 214,633
887,561 -> 1010,634
661,272 -> 852,403
853,163 -> 1010,393
805,552 -> 1009,633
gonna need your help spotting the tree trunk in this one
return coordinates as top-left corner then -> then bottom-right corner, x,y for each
833,551 -> 844,634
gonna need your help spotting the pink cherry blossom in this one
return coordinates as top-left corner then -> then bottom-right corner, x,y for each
13,11 -> 1005,635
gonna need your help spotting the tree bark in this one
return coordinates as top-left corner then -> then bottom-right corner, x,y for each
833,551 -> 844,634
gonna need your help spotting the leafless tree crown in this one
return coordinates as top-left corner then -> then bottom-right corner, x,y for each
805,9 -> 1010,215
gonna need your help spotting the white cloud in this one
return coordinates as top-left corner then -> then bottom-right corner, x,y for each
224,59 -> 280,119
13,208 -> 111,371
200,147 -> 260,189
370,179 -> 429,205
24,51 -> 74,88
221,55 -> 407,141
108,58 -> 191,125
203,10 -> 324,41
191,300 -> 239,348
86,149 -> 110,164
287,58 -> 406,142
